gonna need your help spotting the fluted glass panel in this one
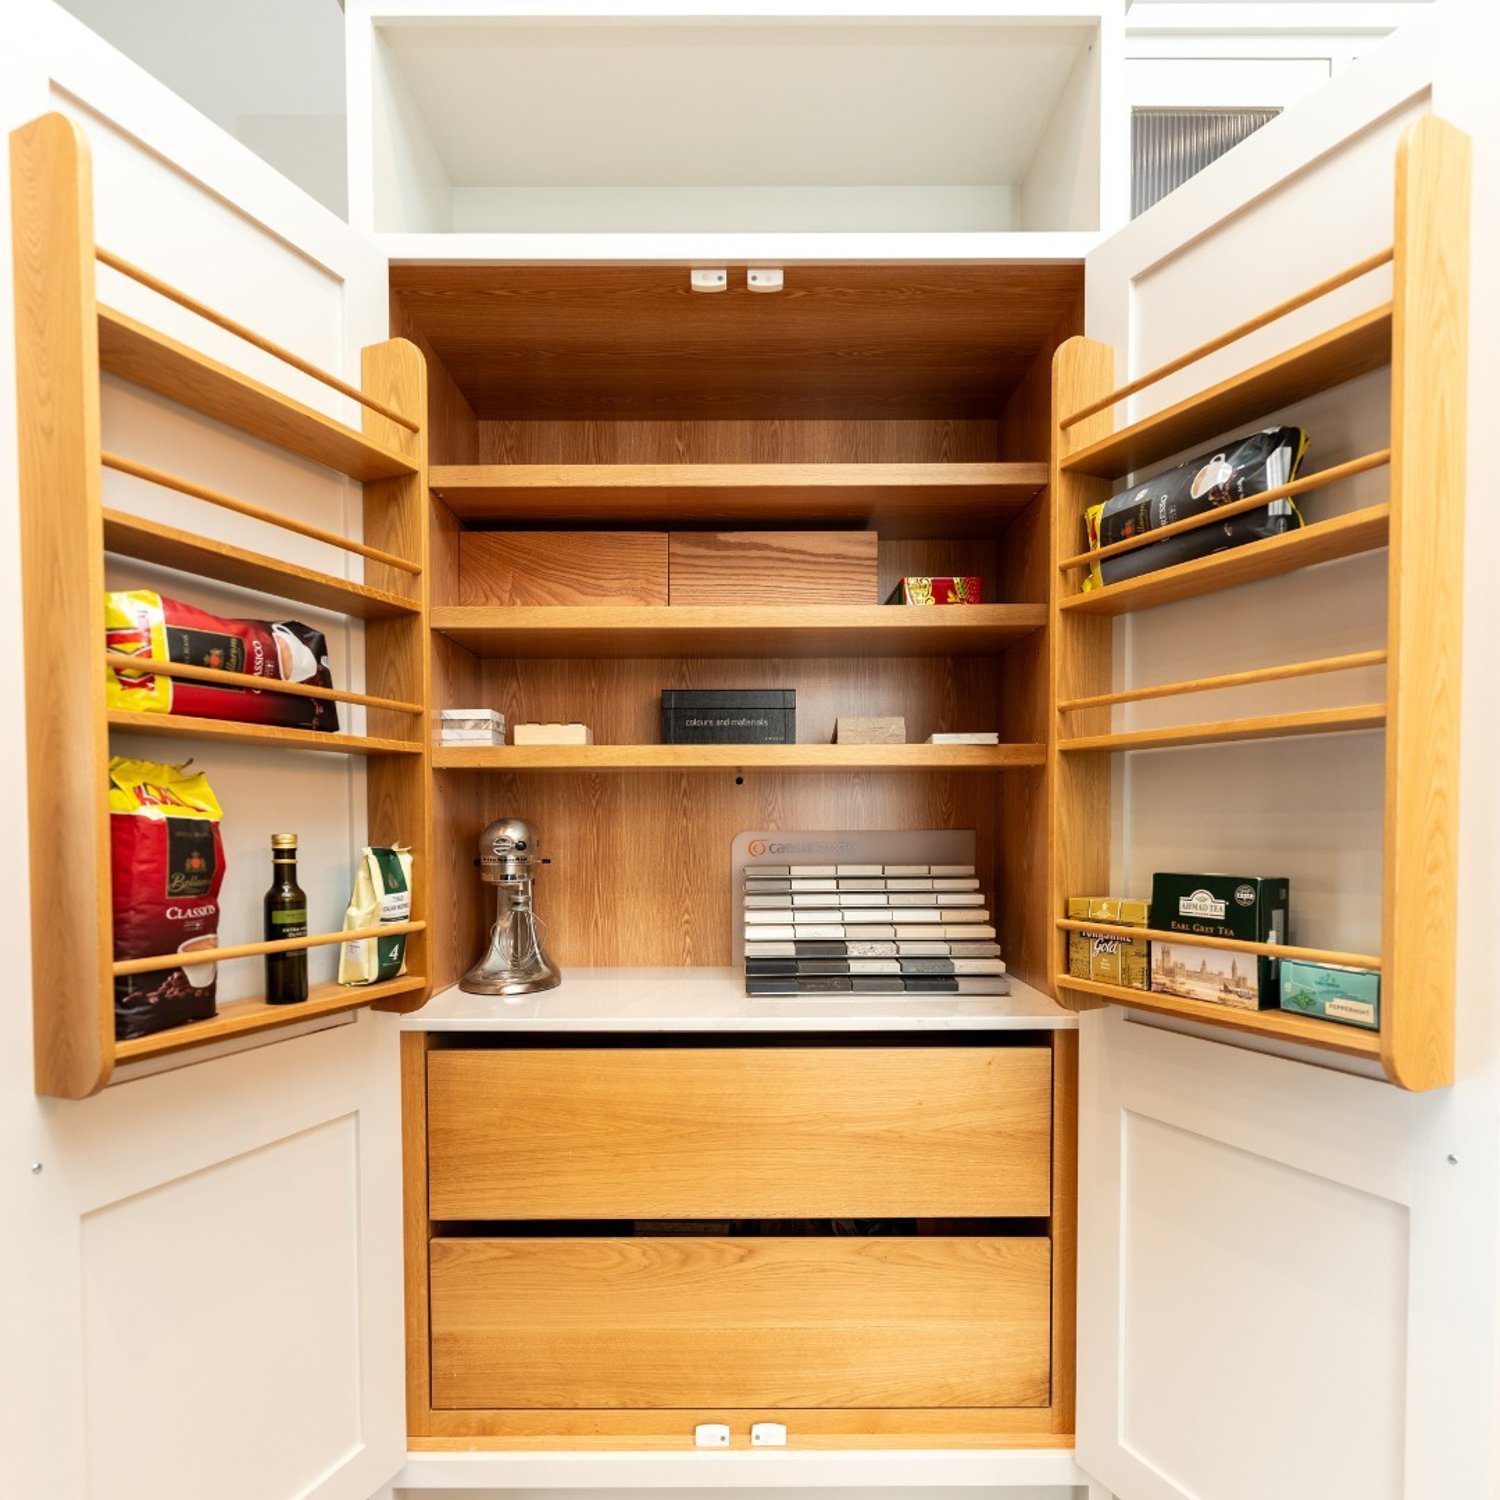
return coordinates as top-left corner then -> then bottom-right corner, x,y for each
1132,108 -> 1280,218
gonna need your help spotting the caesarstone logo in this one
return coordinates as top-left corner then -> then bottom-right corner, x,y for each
747,838 -> 856,858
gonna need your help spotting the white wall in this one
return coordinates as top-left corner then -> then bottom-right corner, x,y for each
54,0 -> 349,215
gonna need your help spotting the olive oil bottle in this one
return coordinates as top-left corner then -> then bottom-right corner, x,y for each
264,833 -> 309,1004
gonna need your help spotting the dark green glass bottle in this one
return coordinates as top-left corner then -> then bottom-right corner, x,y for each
265,833 -> 309,1004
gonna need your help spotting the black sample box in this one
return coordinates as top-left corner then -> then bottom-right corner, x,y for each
661,689 -> 796,744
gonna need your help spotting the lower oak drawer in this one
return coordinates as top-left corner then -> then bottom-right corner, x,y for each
429,1236 -> 1052,1411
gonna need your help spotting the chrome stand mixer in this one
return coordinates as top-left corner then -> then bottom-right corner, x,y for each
460,817 -> 560,998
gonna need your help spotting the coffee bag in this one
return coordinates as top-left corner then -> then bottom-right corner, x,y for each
109,757 -> 226,1039
338,846 -> 413,985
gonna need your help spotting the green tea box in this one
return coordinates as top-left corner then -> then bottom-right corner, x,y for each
1279,959 -> 1380,1030
1149,873 -> 1290,1010
1067,896 -> 1150,990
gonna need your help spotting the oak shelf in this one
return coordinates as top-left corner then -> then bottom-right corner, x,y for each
429,461 -> 1049,536
114,975 -> 429,1064
1060,305 -> 1393,481
431,743 -> 1047,772
97,305 -> 418,482
1057,976 -> 1382,1059
107,709 -> 423,756
103,510 -> 421,620
1057,703 -> 1386,755
1058,505 -> 1390,616
430,603 -> 1047,659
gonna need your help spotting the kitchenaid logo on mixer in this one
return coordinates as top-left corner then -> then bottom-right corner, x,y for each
748,838 -> 857,858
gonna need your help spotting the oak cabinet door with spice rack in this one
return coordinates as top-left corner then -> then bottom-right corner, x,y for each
1066,9 -> 1499,1500
0,4 -> 407,1498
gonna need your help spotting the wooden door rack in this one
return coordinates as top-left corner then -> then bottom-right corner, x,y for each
11,113 -> 433,1097
1048,116 -> 1469,1090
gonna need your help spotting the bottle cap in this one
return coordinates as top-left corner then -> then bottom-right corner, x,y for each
271,833 -> 298,849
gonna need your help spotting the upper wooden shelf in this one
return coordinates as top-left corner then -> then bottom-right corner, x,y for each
107,709 -> 421,756
1060,305 -> 1392,481
429,462 -> 1048,537
430,603 -> 1047,658
103,510 -> 420,621
431,743 -> 1046,772
114,974 -> 428,1065
1058,703 -> 1385,754
1059,505 -> 1389,617
97,305 -> 418,482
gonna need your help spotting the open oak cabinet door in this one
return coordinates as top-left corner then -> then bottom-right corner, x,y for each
1068,8 -> 1500,1500
0,5 -> 407,1497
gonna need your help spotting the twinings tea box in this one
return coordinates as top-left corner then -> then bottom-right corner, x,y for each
1067,896 -> 1150,989
1149,872 -> 1289,1010
1279,959 -> 1380,1030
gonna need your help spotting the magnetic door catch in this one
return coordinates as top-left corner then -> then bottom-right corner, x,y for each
694,1422 -> 731,1448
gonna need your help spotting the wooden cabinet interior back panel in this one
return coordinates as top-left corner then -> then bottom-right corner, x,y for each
427,1046 -> 1052,1220
429,1236 -> 1052,1411
667,530 -> 880,605
446,763 -> 1005,969
476,653 -> 1003,749
471,419 -> 1006,471
459,530 -> 669,605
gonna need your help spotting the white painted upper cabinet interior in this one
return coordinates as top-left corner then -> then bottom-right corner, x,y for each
345,2 -> 1126,257
1075,4 -> 1500,1498
0,4 -> 406,1498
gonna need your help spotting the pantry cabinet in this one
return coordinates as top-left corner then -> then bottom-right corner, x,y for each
3,2 -> 1499,1499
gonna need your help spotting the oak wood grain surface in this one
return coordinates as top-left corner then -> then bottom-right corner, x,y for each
362,337 -> 435,1013
391,264 -> 1083,421
431,603 -> 1042,658
427,1046 -> 1052,1220
1060,304 -> 1393,480
668,529 -> 879,605
458,530 -> 668,605
434,462 -> 1045,535
429,1236 -> 1052,1411
11,114 -> 114,1097
96,304 -> 415,481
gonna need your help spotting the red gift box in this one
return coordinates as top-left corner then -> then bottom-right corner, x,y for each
893,576 -> 983,605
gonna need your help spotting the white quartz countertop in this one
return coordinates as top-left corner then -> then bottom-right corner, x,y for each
400,966 -> 1077,1033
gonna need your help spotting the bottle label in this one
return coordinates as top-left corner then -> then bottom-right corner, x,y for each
271,909 -> 308,934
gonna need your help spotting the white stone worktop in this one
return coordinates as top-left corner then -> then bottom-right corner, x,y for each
399,965 -> 1077,1033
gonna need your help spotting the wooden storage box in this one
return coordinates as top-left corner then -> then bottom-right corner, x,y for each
426,1045 -> 1053,1219
457,530 -> 669,605
667,530 -> 878,605
429,1234 -> 1052,1410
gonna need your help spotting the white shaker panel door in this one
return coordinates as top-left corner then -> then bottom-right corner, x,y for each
1076,7 -> 1500,1499
0,5 -> 404,1499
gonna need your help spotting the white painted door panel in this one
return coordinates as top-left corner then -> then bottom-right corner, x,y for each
1076,6 -> 1500,1498
0,6 -> 403,1499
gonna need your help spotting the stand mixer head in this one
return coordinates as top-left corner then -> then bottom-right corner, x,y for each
459,816 -> 560,998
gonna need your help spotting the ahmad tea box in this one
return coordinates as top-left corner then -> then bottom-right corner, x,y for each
1067,896 -> 1150,989
1279,959 -> 1380,1030
1149,873 -> 1290,1011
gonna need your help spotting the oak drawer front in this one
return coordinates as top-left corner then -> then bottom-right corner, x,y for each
427,1045 -> 1052,1219
429,1236 -> 1051,1410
